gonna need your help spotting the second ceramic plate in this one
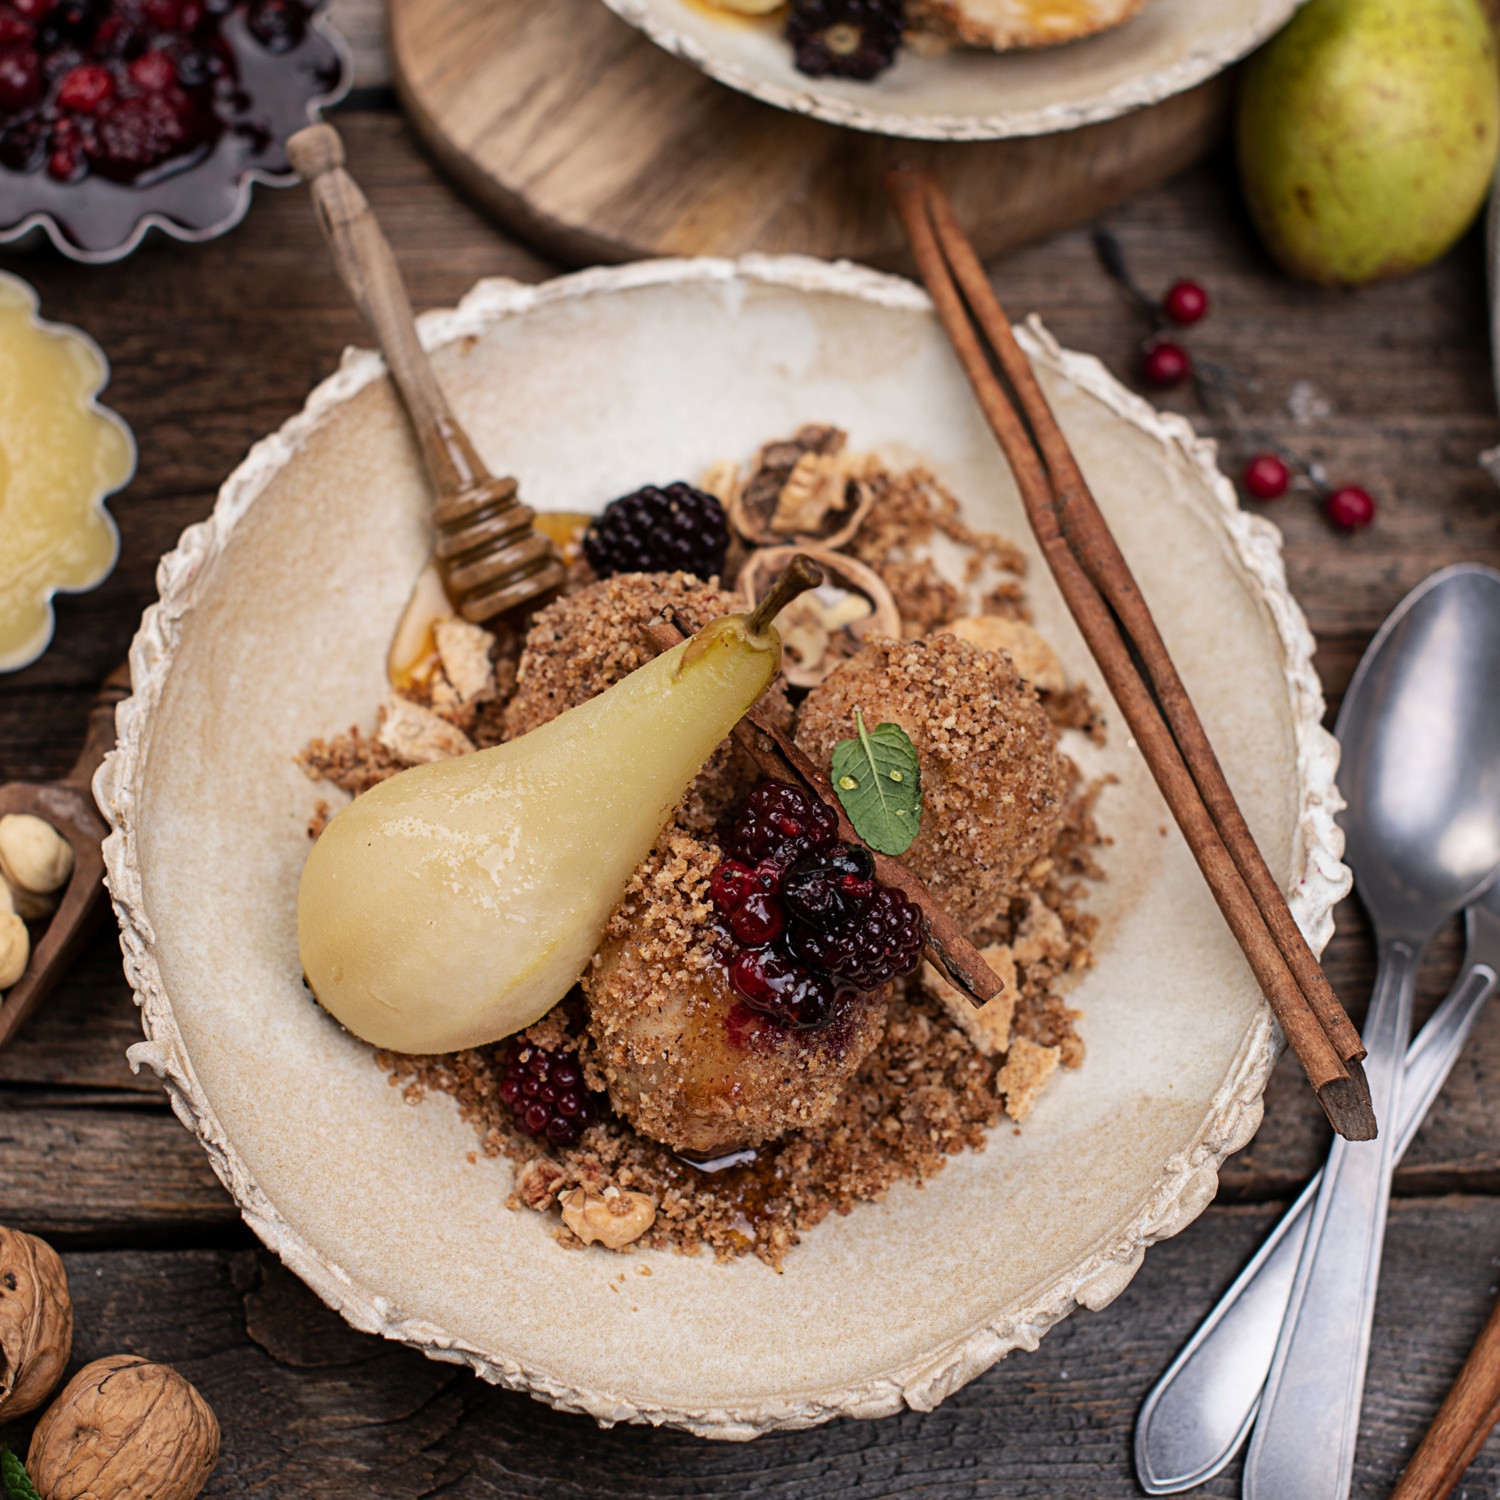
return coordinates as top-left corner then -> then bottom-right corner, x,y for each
597,0 -> 1301,140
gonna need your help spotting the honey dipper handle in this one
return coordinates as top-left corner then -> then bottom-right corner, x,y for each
286,123 -> 493,502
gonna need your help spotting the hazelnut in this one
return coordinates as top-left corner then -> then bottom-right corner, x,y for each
0,1225 -> 73,1421
559,1186 -> 656,1249
28,1355 -> 219,1500
0,911 -> 29,990
2,875 -> 56,923
0,814 -> 73,897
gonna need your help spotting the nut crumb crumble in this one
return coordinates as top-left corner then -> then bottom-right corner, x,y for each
303,432 -> 1108,1268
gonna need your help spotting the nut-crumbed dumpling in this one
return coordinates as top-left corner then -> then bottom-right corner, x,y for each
582,827 -> 888,1156
504,572 -> 792,832
907,0 -> 1145,50
795,634 -> 1066,932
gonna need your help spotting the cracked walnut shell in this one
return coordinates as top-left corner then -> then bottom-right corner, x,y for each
28,1355 -> 219,1500
0,1225 -> 72,1421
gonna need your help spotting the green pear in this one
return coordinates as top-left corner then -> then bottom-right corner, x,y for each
1237,0 -> 1500,285
298,609 -> 782,1054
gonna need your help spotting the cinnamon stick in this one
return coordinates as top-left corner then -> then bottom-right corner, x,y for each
920,183 -> 1368,1086
1390,1287 -> 1500,1500
885,167 -> 1375,1142
641,616 -> 1004,1006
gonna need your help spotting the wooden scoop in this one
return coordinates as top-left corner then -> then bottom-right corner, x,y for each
0,662 -> 130,1053
285,123 -> 566,623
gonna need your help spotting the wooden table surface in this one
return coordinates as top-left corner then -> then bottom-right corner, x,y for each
4,41 -> 1500,1499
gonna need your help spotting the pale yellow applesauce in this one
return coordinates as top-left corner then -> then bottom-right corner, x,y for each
0,273 -> 133,671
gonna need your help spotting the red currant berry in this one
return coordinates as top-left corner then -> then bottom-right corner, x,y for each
1324,485 -> 1375,532
57,62 -> 113,112
0,12 -> 35,44
46,144 -> 76,178
9,0 -> 53,20
1140,339 -> 1191,389
1163,280 -> 1209,325
1243,453 -> 1290,500
709,859 -> 756,916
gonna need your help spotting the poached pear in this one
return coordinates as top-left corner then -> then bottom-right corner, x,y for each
298,606 -> 786,1054
1237,0 -> 1500,286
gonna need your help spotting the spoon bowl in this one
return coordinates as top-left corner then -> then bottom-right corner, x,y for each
1337,564 -> 1500,939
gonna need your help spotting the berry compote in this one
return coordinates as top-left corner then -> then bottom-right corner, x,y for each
0,0 -> 320,185
709,778 -> 926,1033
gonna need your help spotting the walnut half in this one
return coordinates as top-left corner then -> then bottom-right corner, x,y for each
560,1186 -> 656,1249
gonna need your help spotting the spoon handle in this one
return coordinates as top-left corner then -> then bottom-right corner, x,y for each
1242,935 -> 1419,1500
1134,903 -> 1500,1494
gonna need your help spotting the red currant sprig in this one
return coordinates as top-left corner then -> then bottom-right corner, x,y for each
1239,446 -> 1375,531
1092,226 -> 1208,390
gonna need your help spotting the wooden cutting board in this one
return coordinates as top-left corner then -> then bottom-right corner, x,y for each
388,0 -> 1230,268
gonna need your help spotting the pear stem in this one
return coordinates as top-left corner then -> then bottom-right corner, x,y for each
746,554 -> 825,640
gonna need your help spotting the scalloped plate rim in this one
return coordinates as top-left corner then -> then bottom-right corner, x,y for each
94,253 -> 1348,1438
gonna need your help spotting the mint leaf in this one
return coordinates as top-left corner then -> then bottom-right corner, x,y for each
830,710 -> 922,856
2,1446 -> 41,1500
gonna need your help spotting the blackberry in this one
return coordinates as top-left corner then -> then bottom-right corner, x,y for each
790,885 -> 925,988
729,946 -> 850,1030
786,0 -> 903,81
499,1042 -> 596,1147
727,779 -> 837,866
582,482 -> 729,582
781,843 -> 874,932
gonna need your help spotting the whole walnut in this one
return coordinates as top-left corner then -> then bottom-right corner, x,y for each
28,1355 -> 219,1500
0,1225 -> 72,1420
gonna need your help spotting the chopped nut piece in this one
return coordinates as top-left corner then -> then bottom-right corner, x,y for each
0,911 -> 29,989
772,452 -> 850,535
922,945 -> 1017,1055
939,616 -> 1066,694
515,1157 -> 569,1210
376,694 -> 475,765
996,1035 -> 1061,1123
559,1187 -> 657,1249
1013,895 -> 1069,967
433,617 -> 498,706
0,813 -> 73,896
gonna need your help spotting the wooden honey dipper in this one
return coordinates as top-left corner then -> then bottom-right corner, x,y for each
286,123 -> 566,622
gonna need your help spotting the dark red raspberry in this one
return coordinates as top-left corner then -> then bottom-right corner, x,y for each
57,61 -> 111,110
781,843 -> 875,932
728,779 -> 837,866
786,0 -> 902,80
1325,485 -> 1375,532
0,11 -> 35,45
127,49 -> 174,91
582,481 -> 729,583
729,947 -> 847,1029
1163,279 -> 1209,325
9,0 -> 53,20
0,44 -> 41,111
790,885 -> 925,989
88,87 -> 201,179
1243,453 -> 1290,500
499,1042 -> 596,1147
1141,339 -> 1191,389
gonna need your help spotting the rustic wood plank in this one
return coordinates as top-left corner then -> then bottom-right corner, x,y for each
0,1201 -> 1492,1496
0,1101 -> 240,1245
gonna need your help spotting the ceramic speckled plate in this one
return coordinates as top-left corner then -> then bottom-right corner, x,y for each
96,257 -> 1347,1438
596,0 -> 1304,140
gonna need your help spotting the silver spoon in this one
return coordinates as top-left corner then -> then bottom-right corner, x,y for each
1134,877 -> 1500,1493
1242,563 -> 1500,1500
